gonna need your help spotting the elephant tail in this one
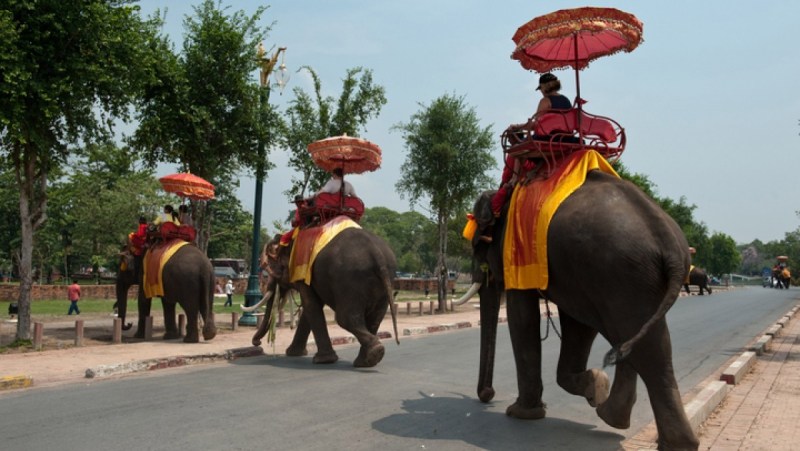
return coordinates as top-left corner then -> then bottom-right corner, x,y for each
603,252 -> 687,367
390,291 -> 400,345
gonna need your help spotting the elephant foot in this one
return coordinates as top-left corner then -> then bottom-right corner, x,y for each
313,350 -> 339,364
183,333 -> 200,343
506,400 -> 546,420
354,343 -> 385,368
286,345 -> 308,357
478,386 -> 495,403
163,331 -> 181,340
203,325 -> 217,341
596,400 -> 631,429
585,368 -> 610,408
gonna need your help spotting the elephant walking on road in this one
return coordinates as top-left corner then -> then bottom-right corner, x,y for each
684,266 -> 712,295
462,170 -> 698,450
247,224 -> 398,368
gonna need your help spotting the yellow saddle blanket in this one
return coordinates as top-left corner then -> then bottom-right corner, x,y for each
142,240 -> 188,298
289,215 -> 361,284
503,149 -> 618,290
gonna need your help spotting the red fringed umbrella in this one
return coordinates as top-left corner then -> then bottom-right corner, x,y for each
511,7 -> 643,104
158,172 -> 215,200
307,134 -> 382,175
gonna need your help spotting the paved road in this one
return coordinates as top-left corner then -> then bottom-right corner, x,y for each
0,287 -> 795,450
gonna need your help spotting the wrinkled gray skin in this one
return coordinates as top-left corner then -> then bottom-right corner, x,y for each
254,227 -> 398,368
684,266 -> 712,295
116,245 -> 217,343
468,170 -> 698,451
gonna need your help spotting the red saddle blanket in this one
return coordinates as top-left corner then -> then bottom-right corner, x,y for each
503,149 -> 618,290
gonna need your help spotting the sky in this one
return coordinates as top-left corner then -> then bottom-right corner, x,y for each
136,0 -> 800,245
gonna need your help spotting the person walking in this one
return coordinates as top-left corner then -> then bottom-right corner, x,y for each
224,279 -> 234,307
67,281 -> 81,315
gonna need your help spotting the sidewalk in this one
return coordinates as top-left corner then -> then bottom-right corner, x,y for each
3,297 -> 800,450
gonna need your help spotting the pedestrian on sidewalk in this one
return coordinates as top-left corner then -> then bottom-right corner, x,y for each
224,279 -> 234,307
67,281 -> 81,315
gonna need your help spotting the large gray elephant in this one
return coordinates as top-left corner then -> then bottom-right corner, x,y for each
245,226 -> 398,368
684,266 -> 712,295
461,170 -> 698,450
116,243 -> 217,343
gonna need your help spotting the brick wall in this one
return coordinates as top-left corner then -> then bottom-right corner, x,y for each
0,284 -> 135,302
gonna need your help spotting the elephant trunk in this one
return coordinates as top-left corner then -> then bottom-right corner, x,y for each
251,287 -> 277,347
453,282 -> 481,306
476,282 -> 501,403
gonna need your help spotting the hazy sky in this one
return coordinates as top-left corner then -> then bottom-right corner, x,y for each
137,0 -> 800,244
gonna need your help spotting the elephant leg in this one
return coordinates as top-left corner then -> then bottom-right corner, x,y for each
286,312 -> 310,357
300,289 -> 338,364
162,299 -> 181,340
346,302 -> 388,368
626,319 -> 699,450
683,284 -> 690,295
182,302 -> 200,343
554,311 -> 609,408
596,361 -> 638,429
505,289 -> 546,420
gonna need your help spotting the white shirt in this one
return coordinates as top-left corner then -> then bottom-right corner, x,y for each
224,282 -> 233,295
318,176 -> 355,196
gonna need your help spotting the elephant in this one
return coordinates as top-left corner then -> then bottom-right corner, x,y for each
684,266 -> 712,295
772,266 -> 791,289
244,226 -> 398,368
460,170 -> 699,450
116,243 -> 217,343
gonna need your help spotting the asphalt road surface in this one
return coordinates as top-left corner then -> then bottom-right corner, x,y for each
1,286 -> 796,450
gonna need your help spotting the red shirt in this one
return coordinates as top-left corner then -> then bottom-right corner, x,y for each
67,283 -> 81,301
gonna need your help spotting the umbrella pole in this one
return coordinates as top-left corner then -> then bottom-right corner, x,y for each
573,33 -> 583,144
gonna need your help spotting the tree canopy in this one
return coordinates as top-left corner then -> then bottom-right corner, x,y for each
394,93 -> 496,310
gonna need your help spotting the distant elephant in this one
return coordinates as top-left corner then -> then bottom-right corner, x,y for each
461,171 -> 698,450
116,242 -> 216,343
772,267 -> 791,289
684,266 -> 712,295
245,225 -> 398,368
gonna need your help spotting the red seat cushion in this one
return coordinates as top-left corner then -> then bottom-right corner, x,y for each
580,114 -> 617,143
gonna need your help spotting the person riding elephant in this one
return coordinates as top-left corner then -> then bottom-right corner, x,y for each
684,266 -> 712,295
116,240 -> 216,343
243,217 -> 398,368
457,166 -> 699,450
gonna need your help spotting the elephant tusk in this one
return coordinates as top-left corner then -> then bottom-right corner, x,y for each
240,290 -> 273,313
453,282 -> 481,306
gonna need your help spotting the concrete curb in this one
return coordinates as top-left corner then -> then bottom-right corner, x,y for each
81,320 -> 484,381
720,351 -> 756,385
0,375 -> 33,391
685,380 -> 730,433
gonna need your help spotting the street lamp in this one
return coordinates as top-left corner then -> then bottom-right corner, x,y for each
240,43 -> 287,326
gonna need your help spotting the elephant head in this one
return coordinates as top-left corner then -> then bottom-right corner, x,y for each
114,248 -> 139,331
244,235 -> 292,346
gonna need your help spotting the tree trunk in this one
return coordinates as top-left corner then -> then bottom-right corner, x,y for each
436,210 -> 449,312
15,150 -> 47,341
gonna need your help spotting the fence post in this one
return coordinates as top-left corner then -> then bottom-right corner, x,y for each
144,316 -> 153,340
113,318 -> 122,344
74,320 -> 84,347
231,312 -> 239,331
33,322 -> 43,351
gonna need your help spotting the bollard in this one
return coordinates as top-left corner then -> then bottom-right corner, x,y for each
406,302 -> 411,315
113,318 -> 122,344
33,322 -> 43,351
74,320 -> 84,347
144,316 -> 153,340
178,314 -> 186,337
429,301 -> 434,315
231,312 -> 239,331
418,302 -> 423,316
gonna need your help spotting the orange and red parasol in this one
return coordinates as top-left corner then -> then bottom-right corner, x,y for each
307,134 -> 382,175
158,172 -> 215,200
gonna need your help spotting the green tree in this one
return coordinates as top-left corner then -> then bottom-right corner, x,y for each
0,0 -> 168,340
395,94 -> 496,310
282,67 -> 387,204
360,207 -> 437,274
706,232 -> 742,277
132,0 -> 278,251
